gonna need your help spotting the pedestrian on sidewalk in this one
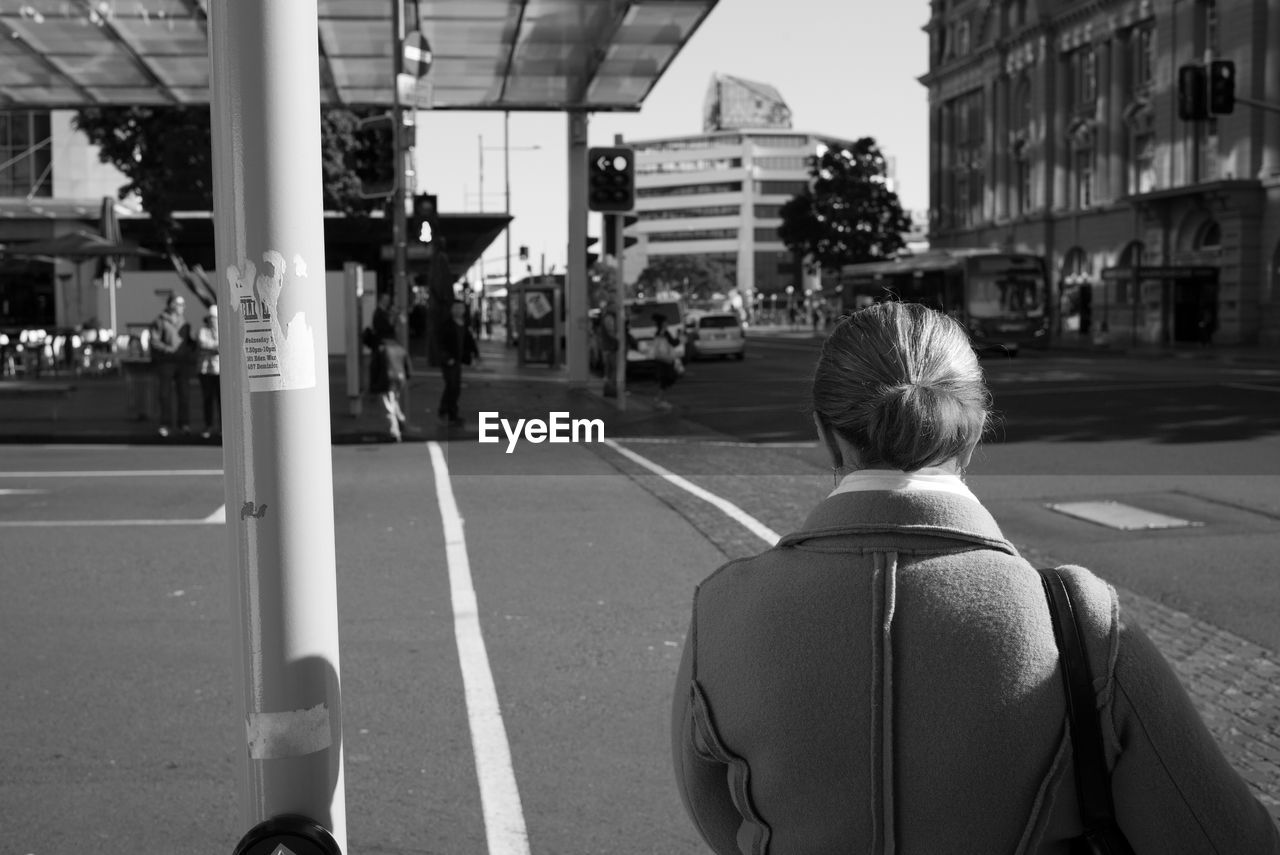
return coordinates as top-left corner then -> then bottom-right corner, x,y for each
149,293 -> 194,438
196,303 -> 220,439
650,313 -> 680,410
368,312 -> 411,442
672,300 -> 1280,854
437,299 -> 480,427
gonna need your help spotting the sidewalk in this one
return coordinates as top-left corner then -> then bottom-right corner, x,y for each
0,330 -> 670,445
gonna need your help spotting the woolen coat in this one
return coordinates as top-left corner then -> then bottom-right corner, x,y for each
671,488 -> 1280,854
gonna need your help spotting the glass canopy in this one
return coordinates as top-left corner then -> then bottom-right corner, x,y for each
0,0 -> 718,111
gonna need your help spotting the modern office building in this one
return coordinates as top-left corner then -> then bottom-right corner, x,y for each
922,0 -> 1280,346
623,74 -> 857,307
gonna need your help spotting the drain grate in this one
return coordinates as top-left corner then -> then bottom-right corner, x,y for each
1045,500 -> 1204,531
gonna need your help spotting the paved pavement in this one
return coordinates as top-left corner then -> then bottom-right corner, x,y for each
3,326 -> 1278,830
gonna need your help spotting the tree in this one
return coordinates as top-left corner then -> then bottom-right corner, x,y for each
72,105 -> 394,305
777,137 -> 911,275
635,255 -> 735,301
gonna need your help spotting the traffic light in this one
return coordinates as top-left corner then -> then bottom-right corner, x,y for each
410,193 -> 437,243
1177,64 -> 1209,120
602,214 -> 639,256
1209,59 -> 1235,114
587,146 -> 635,212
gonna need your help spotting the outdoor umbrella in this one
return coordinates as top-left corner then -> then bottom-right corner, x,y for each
1,219 -> 162,341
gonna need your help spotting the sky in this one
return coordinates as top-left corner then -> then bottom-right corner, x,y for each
413,0 -> 931,282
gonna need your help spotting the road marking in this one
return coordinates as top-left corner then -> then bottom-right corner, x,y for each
1226,382 -> 1280,393
0,488 -> 46,495
205,504 -> 226,523
0,518 -> 223,527
0,469 -> 222,478
1046,500 -> 1203,530
426,441 -> 530,855
601,439 -> 781,545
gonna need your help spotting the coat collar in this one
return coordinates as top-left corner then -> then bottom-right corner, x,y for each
778,488 -> 1019,555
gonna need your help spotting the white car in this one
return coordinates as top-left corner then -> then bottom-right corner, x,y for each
685,311 -> 746,360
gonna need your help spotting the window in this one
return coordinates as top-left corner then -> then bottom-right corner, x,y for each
1074,148 -> 1094,208
948,89 -> 985,227
1070,46 -> 1098,111
755,180 -> 809,196
637,181 -> 742,198
754,204 -> 784,218
1016,154 -> 1034,214
0,111 -> 52,198
1130,131 -> 1156,194
644,205 -> 740,220
754,227 -> 785,243
648,228 -> 738,243
636,157 -> 742,175
1130,25 -> 1155,91
753,155 -> 807,170
956,17 -> 971,55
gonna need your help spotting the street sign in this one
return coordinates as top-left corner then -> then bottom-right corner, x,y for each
403,31 -> 432,78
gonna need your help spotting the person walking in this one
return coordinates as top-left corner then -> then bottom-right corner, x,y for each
437,300 -> 480,427
196,303 -> 220,439
368,316 -> 411,442
149,293 -> 194,438
650,313 -> 680,410
671,301 -> 1280,854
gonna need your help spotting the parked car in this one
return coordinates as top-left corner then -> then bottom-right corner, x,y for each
625,299 -> 685,369
685,311 -> 746,360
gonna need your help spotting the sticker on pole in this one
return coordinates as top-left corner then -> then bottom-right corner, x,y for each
227,250 -> 317,392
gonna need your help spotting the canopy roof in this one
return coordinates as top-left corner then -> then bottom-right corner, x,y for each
0,0 -> 718,111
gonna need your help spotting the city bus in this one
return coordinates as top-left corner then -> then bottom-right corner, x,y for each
839,249 -> 1050,354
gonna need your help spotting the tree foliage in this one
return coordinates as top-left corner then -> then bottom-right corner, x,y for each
777,137 -> 911,274
71,105 -> 394,304
634,255 -> 734,301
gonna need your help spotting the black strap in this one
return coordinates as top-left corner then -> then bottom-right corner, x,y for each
1039,568 -> 1136,854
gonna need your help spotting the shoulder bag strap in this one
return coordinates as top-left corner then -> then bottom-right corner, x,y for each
1038,567 -> 1137,855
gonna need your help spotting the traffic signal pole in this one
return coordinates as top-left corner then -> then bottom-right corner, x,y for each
208,2 -> 345,851
566,112 -> 590,382
391,0 -> 410,349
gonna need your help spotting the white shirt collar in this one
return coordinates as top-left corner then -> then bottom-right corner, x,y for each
829,466 -> 979,502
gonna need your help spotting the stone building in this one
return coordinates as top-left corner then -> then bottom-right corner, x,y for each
921,0 -> 1280,346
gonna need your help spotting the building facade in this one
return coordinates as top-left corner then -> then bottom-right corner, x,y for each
922,0 -> 1280,346
623,129 -> 855,306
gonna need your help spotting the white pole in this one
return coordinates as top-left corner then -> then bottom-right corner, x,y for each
208,1 -> 345,851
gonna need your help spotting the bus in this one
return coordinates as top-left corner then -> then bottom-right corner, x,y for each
839,249 -> 1050,354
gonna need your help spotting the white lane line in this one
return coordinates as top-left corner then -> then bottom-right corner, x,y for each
1226,382 -> 1280,393
0,489 -> 46,495
426,442 -> 530,855
602,438 -> 781,546
0,518 -> 223,527
0,469 -> 222,478
205,504 -> 226,523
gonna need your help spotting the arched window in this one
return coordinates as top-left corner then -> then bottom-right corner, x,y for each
1117,241 -> 1145,304
1195,220 -> 1221,252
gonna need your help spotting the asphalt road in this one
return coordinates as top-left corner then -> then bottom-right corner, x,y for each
2,342 -> 1278,852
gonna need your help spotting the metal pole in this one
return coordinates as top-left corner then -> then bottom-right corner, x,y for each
504,111 -> 512,336
391,0 -> 409,349
566,111 -> 589,382
208,1 -> 345,850
613,212 -> 627,410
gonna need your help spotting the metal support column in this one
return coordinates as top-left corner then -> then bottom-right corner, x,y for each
566,111 -> 590,382
391,0 -> 410,349
613,212 -> 627,410
208,1 -> 345,850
